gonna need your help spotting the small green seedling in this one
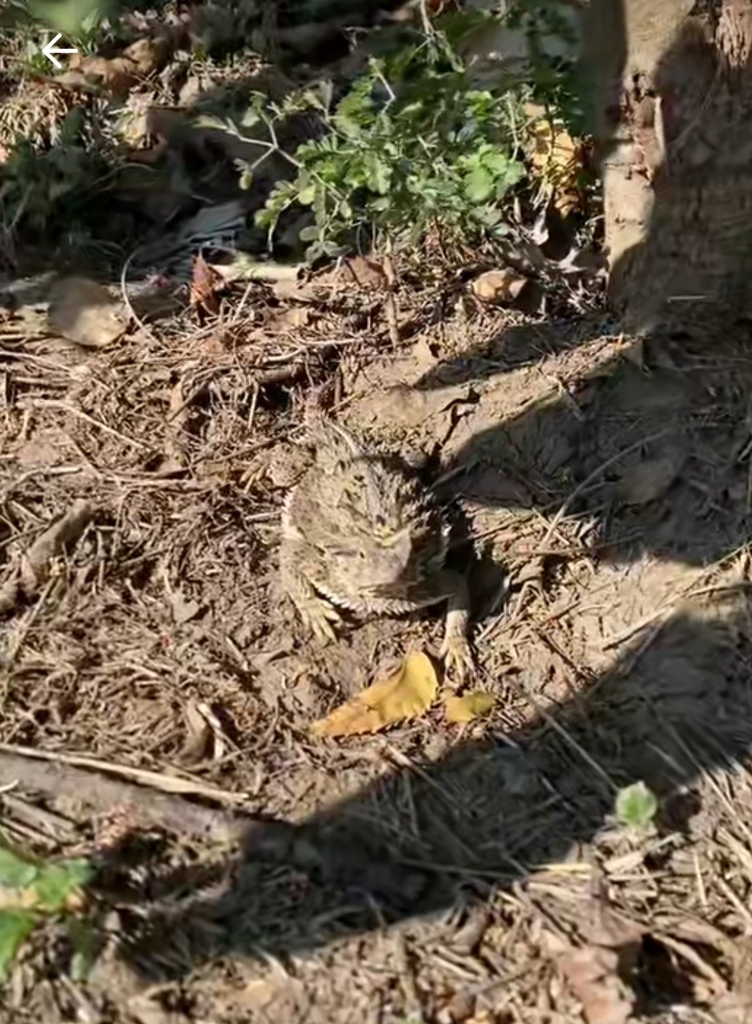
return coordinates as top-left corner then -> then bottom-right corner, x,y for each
0,842 -> 94,980
615,781 -> 658,832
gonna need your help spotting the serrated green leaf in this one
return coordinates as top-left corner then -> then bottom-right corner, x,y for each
465,165 -> 494,202
0,910 -> 37,978
615,781 -> 658,830
481,150 -> 515,175
254,207 -> 273,229
364,152 -> 391,195
297,185 -> 317,205
252,21 -> 544,264
0,848 -> 38,890
333,111 -> 364,139
298,225 -> 321,242
493,160 -> 525,194
33,860 -> 92,913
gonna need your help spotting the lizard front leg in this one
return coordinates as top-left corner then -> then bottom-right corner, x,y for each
407,569 -> 474,686
280,540 -> 341,643
437,570 -> 474,687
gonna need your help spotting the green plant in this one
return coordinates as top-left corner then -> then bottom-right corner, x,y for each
615,781 -> 658,832
250,28 -> 536,262
237,7 -> 590,263
0,841 -> 95,980
0,0 -> 112,35
0,107 -> 114,244
253,35 -> 528,260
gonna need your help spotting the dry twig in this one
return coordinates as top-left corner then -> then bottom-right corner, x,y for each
0,498 -> 93,614
0,750 -> 244,843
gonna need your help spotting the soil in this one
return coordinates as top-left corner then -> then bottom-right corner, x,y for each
4,265 -> 752,1022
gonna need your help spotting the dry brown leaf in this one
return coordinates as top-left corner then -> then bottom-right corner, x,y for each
18,499 -> 93,596
557,945 -> 635,1024
121,38 -> 169,75
47,277 -> 128,348
190,253 -> 224,318
338,255 -> 387,289
202,331 -> 230,357
67,54 -> 140,98
470,269 -> 528,304
444,691 -> 496,724
310,255 -> 387,292
312,651 -> 438,737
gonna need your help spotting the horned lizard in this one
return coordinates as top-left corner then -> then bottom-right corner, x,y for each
279,400 -> 473,683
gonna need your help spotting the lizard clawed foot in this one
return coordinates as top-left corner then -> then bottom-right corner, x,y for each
440,632 -> 475,688
298,598 -> 342,644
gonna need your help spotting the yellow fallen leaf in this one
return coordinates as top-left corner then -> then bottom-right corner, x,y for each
470,268 -> 528,305
444,692 -> 496,724
525,102 -> 582,217
312,651 -> 438,737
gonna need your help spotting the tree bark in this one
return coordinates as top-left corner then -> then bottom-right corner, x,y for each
582,0 -> 752,335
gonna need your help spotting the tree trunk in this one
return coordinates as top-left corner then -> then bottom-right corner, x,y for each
582,0 -> 752,335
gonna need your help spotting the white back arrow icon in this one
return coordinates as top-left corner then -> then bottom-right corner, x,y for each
42,33 -> 78,69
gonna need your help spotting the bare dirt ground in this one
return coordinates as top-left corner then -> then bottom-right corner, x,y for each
4,263 -> 752,1023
